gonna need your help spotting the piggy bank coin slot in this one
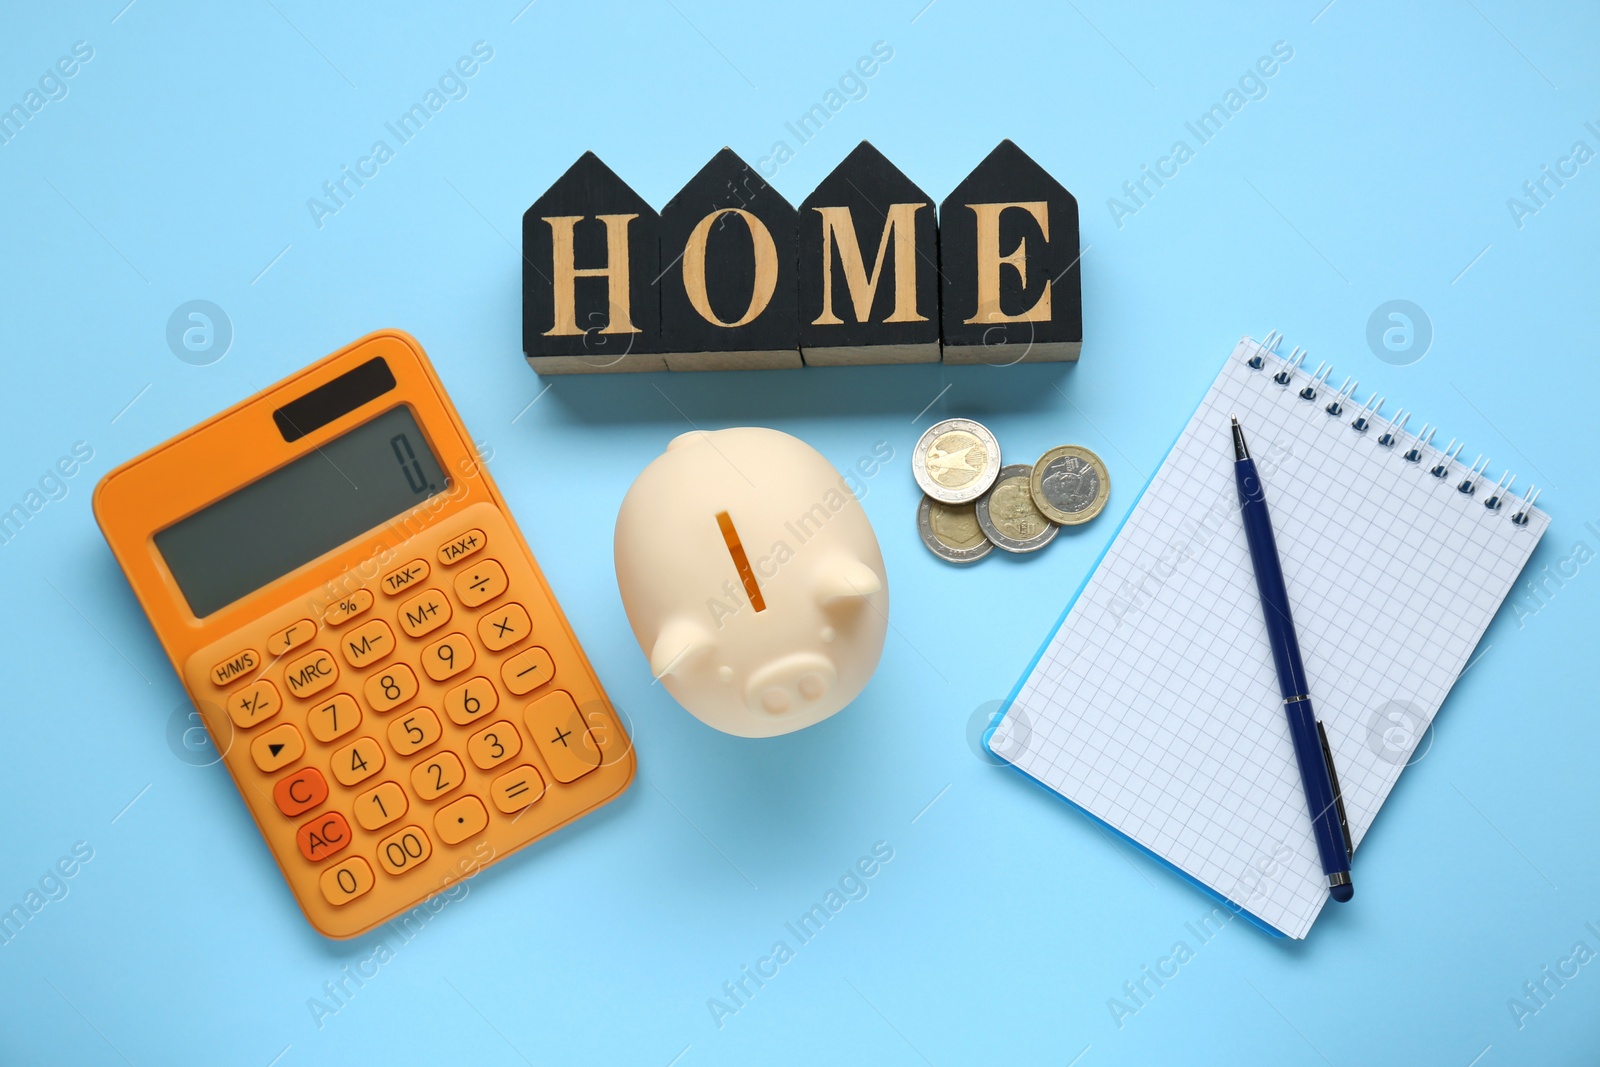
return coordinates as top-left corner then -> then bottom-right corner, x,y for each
714,510 -> 766,612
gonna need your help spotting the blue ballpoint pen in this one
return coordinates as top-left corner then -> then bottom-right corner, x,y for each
1231,416 -> 1354,903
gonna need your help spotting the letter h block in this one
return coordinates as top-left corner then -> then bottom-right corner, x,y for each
522,152 -> 666,374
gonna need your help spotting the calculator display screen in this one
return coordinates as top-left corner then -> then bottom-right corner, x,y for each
155,406 -> 449,617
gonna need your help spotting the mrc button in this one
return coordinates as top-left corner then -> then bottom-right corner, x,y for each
283,649 -> 340,699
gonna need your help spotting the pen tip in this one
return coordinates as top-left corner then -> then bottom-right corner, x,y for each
1230,414 -> 1239,425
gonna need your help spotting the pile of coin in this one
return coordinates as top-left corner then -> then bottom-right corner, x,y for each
912,418 -> 1110,564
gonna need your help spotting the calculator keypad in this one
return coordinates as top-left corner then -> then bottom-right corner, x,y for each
186,504 -> 633,937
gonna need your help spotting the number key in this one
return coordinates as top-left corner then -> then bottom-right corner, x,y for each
422,632 -> 474,682
364,665 -> 418,713
332,736 -> 385,786
443,676 -> 498,726
478,602 -> 531,652
387,707 -> 443,757
466,720 -> 521,770
354,781 -> 407,831
412,751 -> 465,801
320,856 -> 375,906
307,693 -> 361,744
453,560 -> 507,608
377,825 -> 432,876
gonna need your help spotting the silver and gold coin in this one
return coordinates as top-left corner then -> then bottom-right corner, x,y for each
918,495 -> 994,564
912,418 -> 1001,505
1030,445 -> 1110,526
976,464 -> 1058,553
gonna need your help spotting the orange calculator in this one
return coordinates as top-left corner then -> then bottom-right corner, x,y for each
94,330 -> 633,938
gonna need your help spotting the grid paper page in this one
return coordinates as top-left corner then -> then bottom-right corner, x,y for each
991,337 -> 1549,938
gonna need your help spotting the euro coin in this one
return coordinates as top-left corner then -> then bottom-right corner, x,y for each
918,495 -> 993,564
1030,445 -> 1110,525
976,464 -> 1059,553
912,418 -> 1001,505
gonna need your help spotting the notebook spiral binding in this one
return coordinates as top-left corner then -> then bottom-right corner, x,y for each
1253,331 -> 1542,527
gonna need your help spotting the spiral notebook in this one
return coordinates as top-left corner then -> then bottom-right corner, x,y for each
987,334 -> 1549,939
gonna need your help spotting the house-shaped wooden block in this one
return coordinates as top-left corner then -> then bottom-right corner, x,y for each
798,141 -> 941,366
522,151 -> 667,374
659,148 -> 801,371
939,140 -> 1081,364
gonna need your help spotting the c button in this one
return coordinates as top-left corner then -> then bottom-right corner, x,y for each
273,766 -> 329,818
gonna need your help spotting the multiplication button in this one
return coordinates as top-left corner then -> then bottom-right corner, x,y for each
478,602 -> 531,652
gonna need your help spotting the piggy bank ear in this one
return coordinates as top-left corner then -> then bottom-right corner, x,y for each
650,617 -> 715,679
814,556 -> 883,604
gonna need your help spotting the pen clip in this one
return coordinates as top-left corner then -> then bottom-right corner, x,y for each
1316,720 -> 1353,861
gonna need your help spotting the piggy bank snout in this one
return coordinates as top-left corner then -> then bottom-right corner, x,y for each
743,653 -> 838,716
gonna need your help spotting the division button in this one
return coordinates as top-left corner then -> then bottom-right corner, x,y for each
453,560 -> 508,607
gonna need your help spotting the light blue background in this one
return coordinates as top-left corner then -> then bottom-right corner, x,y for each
2,1 -> 1597,1064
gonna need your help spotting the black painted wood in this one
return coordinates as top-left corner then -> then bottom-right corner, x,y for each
797,141 -> 941,366
659,148 -> 800,371
522,151 -> 665,374
939,139 -> 1081,364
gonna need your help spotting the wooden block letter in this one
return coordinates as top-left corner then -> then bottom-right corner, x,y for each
522,151 -> 666,374
798,141 -> 941,366
660,148 -> 800,371
939,139 -> 1082,364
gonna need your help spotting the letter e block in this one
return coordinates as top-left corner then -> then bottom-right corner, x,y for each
940,140 -> 1081,364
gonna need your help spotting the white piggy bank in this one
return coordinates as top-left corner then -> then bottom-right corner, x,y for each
614,428 -> 889,737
